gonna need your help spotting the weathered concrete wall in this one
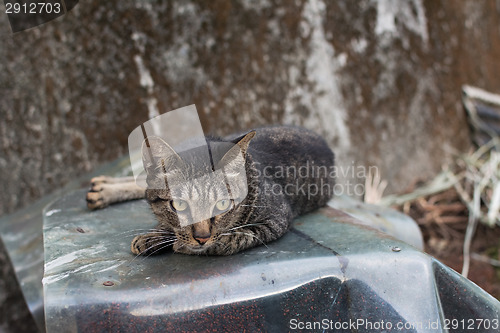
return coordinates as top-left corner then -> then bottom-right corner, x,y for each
4,0 -> 499,216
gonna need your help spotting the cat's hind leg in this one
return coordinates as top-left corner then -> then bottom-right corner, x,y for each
86,176 -> 145,210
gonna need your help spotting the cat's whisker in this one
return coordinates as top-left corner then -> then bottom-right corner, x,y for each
137,235 -> 176,243
220,231 -> 269,249
227,222 -> 269,231
212,240 -> 232,254
129,238 -> 177,262
128,235 -> 176,243
111,229 -> 174,239
111,230 -> 175,241
116,240 -> 172,269
173,243 -> 186,253
144,240 -> 177,258
238,204 -> 268,208
112,236 -> 173,269
114,228 -> 172,235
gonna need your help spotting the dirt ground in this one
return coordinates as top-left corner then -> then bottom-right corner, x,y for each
398,188 -> 500,299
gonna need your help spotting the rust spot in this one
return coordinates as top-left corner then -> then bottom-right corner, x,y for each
103,281 -> 114,287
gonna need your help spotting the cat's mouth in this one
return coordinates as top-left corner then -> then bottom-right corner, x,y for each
186,245 -> 210,253
174,236 -> 215,254
189,238 -> 214,251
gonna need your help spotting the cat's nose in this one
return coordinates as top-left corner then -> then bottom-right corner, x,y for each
192,219 -> 211,244
194,236 -> 210,245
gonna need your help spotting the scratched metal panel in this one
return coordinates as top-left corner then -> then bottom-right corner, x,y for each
3,153 -> 499,332
0,153 -> 424,331
42,191 -> 500,332
328,195 -> 423,250
0,156 -> 133,331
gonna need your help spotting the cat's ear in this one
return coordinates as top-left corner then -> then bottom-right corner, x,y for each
141,136 -> 181,175
231,130 -> 256,156
217,130 -> 256,168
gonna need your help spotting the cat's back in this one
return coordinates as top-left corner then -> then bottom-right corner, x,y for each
249,126 -> 333,163
246,126 -> 335,216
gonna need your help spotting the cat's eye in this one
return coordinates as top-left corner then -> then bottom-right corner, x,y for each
171,199 -> 188,212
215,199 -> 232,212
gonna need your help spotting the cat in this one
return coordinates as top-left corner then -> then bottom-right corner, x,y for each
86,126 -> 335,256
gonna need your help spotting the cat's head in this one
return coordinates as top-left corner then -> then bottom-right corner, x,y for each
141,131 -> 255,253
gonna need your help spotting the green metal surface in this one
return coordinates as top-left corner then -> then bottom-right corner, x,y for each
0,156 -> 133,331
2,155 -> 499,332
42,191 -> 500,332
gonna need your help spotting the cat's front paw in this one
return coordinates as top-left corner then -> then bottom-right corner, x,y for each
86,176 -> 112,210
131,234 -> 172,256
86,176 -> 145,210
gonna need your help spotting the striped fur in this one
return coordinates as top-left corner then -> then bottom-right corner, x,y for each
130,126 -> 335,256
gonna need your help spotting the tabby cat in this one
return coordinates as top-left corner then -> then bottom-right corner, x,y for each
86,126 -> 335,256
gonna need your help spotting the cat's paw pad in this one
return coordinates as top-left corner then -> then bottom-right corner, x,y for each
86,182 -> 110,210
131,234 -> 170,256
